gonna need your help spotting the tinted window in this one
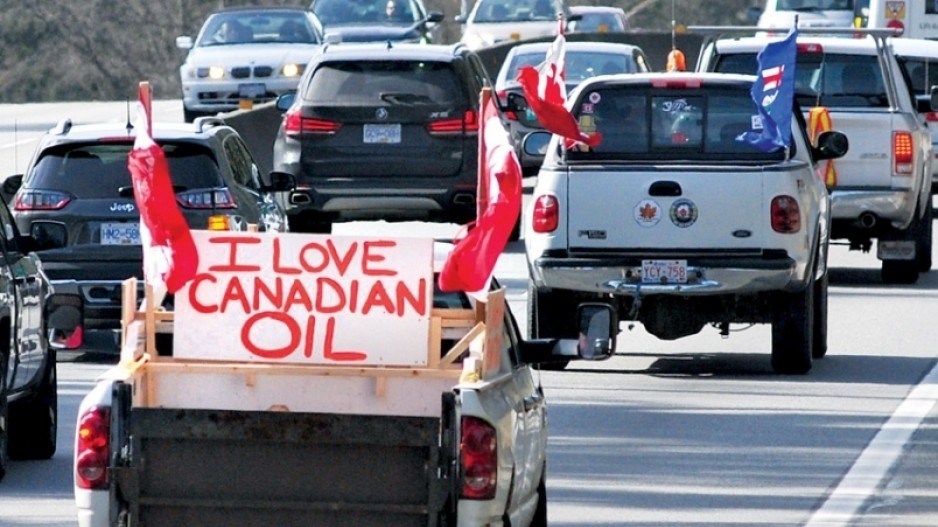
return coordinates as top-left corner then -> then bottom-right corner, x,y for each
223,136 -> 259,188
570,12 -> 627,33
715,52 -> 888,108
898,57 -> 938,95
569,86 -> 788,162
197,11 -> 318,46
474,0 -> 562,22
27,143 -> 224,198
508,50 -> 638,85
313,0 -> 423,25
305,61 -> 467,105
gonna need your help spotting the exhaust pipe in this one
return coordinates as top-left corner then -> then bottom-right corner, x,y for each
290,192 -> 312,205
452,193 -> 475,207
857,212 -> 877,229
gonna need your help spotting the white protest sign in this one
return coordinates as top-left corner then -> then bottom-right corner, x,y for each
174,231 -> 434,366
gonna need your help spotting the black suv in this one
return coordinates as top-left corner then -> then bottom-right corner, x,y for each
3,117 -> 294,352
272,42 -> 490,233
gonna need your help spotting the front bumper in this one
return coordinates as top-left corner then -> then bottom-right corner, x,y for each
181,77 -> 300,113
530,255 -> 802,297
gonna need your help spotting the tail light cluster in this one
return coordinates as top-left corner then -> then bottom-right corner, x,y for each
75,406 -> 110,490
283,108 -> 342,137
427,110 -> 479,136
893,131 -> 914,176
176,188 -> 237,210
14,190 -> 72,211
460,416 -> 497,500
771,195 -> 801,233
532,194 -> 559,233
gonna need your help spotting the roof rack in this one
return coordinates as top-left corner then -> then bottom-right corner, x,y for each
688,26 -> 902,38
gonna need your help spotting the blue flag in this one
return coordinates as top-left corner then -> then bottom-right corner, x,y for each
739,26 -> 798,152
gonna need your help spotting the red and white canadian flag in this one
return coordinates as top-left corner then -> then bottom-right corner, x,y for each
127,82 -> 199,294
516,20 -> 601,148
438,88 -> 522,296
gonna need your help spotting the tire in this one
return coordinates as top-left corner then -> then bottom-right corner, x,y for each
0,353 -> 9,482
771,282 -> 814,375
881,259 -> 919,284
530,464 -> 548,527
812,271 -> 829,359
528,285 -> 578,371
9,350 -> 57,460
916,202 -> 933,272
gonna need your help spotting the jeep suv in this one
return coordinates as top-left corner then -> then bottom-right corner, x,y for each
273,43 -> 490,233
3,117 -> 293,352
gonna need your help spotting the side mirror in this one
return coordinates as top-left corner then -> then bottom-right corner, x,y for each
575,303 -> 617,360
176,35 -> 193,50
930,85 -> 938,112
522,131 -> 552,157
426,11 -> 444,24
454,14 -> 466,24
29,221 -> 68,250
2,174 -> 23,201
276,91 -> 297,112
813,130 -> 849,161
265,171 -> 297,192
917,96 -> 933,114
46,293 -> 83,350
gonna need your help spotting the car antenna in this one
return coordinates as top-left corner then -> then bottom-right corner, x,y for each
125,98 -> 134,134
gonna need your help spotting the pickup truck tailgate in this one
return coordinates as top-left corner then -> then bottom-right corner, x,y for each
114,406 -> 454,527
566,166 -> 765,251
822,111 -> 895,187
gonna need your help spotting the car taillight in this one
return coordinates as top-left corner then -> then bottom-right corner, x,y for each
284,108 -> 342,137
14,190 -> 72,211
176,188 -> 238,209
650,78 -> 701,89
76,406 -> 110,490
894,131 -> 914,175
771,195 -> 801,233
427,110 -> 479,136
532,194 -> 559,233
925,112 -> 938,122
797,43 -> 824,54
460,416 -> 497,500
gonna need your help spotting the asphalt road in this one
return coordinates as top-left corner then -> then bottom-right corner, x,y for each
1,101 -> 938,527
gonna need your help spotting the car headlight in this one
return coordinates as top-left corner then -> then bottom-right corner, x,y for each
281,63 -> 304,78
197,66 -> 226,79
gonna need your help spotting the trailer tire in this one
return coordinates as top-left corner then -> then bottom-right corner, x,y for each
9,350 -> 57,460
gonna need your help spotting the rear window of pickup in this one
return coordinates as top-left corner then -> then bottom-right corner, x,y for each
568,85 -> 788,163
714,52 -> 888,109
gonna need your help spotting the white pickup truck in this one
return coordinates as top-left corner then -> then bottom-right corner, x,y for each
697,29 -> 934,284
71,232 -> 614,527
524,72 -> 847,374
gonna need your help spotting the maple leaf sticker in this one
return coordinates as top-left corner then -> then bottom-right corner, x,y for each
639,203 -> 657,220
633,199 -> 662,227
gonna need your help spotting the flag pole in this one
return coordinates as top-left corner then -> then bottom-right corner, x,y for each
138,81 -> 153,138
477,87 -> 492,223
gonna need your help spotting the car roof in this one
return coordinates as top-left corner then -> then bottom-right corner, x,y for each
314,42 -> 465,61
889,37 -> 938,57
506,41 -> 642,55
37,119 -> 233,146
714,35 -> 879,55
571,71 -> 757,92
570,5 -> 626,14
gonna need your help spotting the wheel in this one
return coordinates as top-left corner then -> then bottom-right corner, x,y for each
9,350 -> 57,460
881,259 -> 918,284
915,203 -> 933,272
528,285 -> 578,371
812,271 -> 828,359
771,282 -> 814,375
0,353 -> 9,482
530,464 -> 548,527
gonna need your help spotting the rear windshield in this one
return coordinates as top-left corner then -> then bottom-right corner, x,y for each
304,61 -> 467,105
26,142 -> 223,198
714,52 -> 887,108
567,85 -> 788,163
897,56 -> 938,98
508,50 -> 640,85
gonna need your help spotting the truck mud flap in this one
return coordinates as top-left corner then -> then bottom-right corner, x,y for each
113,403 -> 450,527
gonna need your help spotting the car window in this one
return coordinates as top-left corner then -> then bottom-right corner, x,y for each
715,52 -> 888,109
26,143 -> 225,198
898,56 -> 938,96
197,11 -> 319,46
568,86 -> 789,162
570,12 -> 627,33
223,136 -> 259,188
304,61 -> 468,105
313,0 -> 423,25
507,50 -> 638,85
473,0 -> 563,22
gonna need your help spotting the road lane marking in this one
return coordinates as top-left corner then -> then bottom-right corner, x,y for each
805,362 -> 938,526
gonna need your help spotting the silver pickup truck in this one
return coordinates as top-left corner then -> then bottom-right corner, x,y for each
697,29 -> 934,284
524,72 -> 847,374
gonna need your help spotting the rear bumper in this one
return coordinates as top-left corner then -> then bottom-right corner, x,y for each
285,184 -> 477,223
530,255 -> 802,296
830,188 -> 918,230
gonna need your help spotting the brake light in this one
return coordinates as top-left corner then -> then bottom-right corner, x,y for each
176,188 -> 238,209
532,194 -> 559,233
14,190 -> 72,210
925,112 -> 938,122
797,43 -> 824,54
650,78 -> 701,89
771,195 -> 801,233
894,131 -> 914,175
460,416 -> 497,500
284,108 -> 342,137
427,110 -> 479,136
75,406 -> 110,490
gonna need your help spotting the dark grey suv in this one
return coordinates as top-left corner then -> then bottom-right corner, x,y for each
3,117 -> 294,352
272,42 -> 490,233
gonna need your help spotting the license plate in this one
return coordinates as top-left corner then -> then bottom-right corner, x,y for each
641,260 -> 688,284
101,223 -> 141,245
238,83 -> 266,99
363,124 -> 401,144
877,240 -> 915,260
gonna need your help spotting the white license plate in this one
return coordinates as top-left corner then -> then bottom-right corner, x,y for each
101,223 -> 141,245
238,83 -> 266,99
641,260 -> 688,284
877,240 -> 915,260
363,124 -> 401,144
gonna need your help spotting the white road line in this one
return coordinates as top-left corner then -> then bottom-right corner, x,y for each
805,363 -> 938,526
1,137 -> 38,149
